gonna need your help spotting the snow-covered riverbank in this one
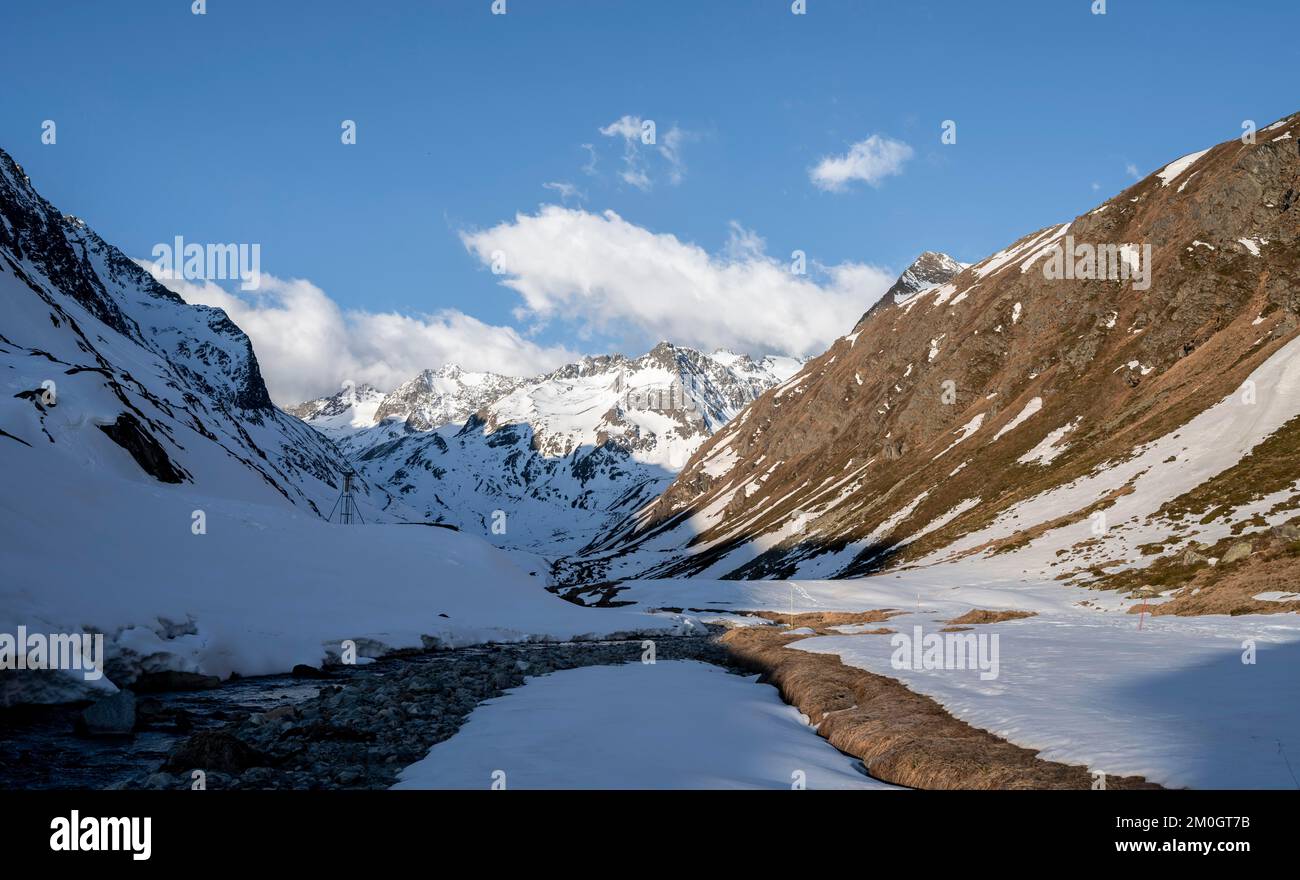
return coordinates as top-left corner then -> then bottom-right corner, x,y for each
612,572 -> 1300,789
0,467 -> 700,706
394,659 -> 895,790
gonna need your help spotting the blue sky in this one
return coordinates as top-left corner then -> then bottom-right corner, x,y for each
3,0 -> 1298,401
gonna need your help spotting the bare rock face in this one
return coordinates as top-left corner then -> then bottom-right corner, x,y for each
567,111 -> 1300,585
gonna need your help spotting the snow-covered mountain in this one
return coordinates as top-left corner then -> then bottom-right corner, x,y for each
563,112 -> 1300,618
373,365 -> 524,431
292,343 -> 801,554
0,148 -> 389,519
284,381 -> 387,436
0,146 -> 689,705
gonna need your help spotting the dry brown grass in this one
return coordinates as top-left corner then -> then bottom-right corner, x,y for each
720,625 -> 1161,790
1084,522 -> 1300,616
944,609 -> 1037,625
1143,551 -> 1300,617
746,609 -> 902,635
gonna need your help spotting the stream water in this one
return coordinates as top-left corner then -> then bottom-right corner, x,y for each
0,651 -> 474,789
0,640 -> 714,790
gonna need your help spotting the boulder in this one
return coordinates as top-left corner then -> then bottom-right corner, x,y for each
164,731 -> 268,774
82,690 -> 136,735
1270,523 -> 1300,542
1222,541 -> 1254,564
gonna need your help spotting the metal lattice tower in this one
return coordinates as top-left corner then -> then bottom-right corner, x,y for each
327,468 -> 364,524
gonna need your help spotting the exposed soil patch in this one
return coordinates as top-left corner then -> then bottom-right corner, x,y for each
944,609 -> 1037,625
719,625 -> 1162,790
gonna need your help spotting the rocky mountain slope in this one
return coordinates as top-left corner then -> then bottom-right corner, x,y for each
0,147 -> 396,520
564,113 -> 1300,616
292,345 -> 801,554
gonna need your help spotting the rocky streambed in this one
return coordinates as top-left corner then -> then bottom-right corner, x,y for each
1,634 -> 734,790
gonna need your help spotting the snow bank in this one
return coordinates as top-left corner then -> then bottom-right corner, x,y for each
614,573 -> 1300,788
992,396 -> 1042,441
797,609 -> 1300,790
393,660 -> 895,790
0,462 -> 695,704
1156,149 -> 1211,186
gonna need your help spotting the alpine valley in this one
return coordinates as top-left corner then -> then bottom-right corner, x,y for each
5,109 -> 1300,792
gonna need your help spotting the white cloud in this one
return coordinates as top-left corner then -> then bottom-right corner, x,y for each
1125,162 -> 1140,179
598,115 -> 642,142
810,134 -> 913,192
619,167 -> 653,191
459,206 -> 893,358
723,221 -> 766,261
139,263 -> 575,405
658,125 -> 688,185
579,143 -> 598,176
543,180 -> 585,202
598,114 -> 688,190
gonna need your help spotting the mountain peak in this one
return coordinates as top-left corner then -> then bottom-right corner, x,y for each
850,251 -> 966,330
886,251 -> 966,304
415,363 -> 464,380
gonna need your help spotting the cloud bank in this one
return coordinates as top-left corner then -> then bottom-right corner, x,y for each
141,263 -> 575,405
460,207 -> 894,358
